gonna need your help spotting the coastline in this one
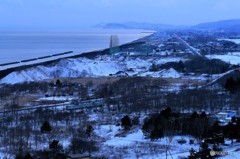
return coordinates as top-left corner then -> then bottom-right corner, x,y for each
0,30 -> 155,79
0,29 -> 155,64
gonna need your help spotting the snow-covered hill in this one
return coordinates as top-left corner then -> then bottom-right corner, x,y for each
0,55 -> 185,84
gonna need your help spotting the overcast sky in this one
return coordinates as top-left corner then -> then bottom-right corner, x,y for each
0,0 -> 240,30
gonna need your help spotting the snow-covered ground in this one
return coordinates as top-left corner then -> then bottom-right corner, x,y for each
220,153 -> 240,159
219,39 -> 240,44
219,150 -> 240,158
140,68 -> 181,78
97,125 -> 240,159
0,55 -> 185,84
206,53 -> 240,65
95,125 -> 199,159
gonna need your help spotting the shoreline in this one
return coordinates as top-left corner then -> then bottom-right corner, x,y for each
0,29 -> 155,65
0,31 -> 155,79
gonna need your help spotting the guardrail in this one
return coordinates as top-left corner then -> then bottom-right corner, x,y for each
0,51 -> 74,66
0,61 -> 20,66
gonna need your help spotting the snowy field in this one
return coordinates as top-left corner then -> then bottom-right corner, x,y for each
95,125 -> 199,159
96,125 -> 240,159
206,53 -> 240,65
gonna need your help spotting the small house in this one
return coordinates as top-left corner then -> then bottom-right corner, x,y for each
216,110 -> 238,124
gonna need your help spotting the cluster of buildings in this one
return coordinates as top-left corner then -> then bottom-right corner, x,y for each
213,110 -> 239,125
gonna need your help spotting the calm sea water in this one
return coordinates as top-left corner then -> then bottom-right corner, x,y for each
0,29 -> 151,64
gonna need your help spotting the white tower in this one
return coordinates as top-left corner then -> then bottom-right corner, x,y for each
110,35 -> 119,48
109,35 -> 120,54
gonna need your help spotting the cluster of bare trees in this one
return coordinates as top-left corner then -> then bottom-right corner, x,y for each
94,77 -> 239,114
2,76 -> 238,115
0,107 -> 98,157
0,76 -> 239,158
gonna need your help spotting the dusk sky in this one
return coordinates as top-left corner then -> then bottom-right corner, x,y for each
1,0 -> 240,30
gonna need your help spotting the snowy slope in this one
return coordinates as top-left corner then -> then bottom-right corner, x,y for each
100,127 -> 199,159
0,56 -> 184,84
140,68 -> 181,78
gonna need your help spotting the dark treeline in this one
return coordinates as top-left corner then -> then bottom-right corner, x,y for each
142,108 -> 210,140
150,56 -> 237,74
142,108 -> 240,159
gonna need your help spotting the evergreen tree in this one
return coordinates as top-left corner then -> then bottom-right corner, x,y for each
225,77 -> 237,92
178,60 -> 185,72
191,112 -> 199,120
56,79 -> 62,87
149,127 -> 164,140
41,121 -> 51,133
86,125 -> 94,137
24,153 -> 33,159
212,122 -> 221,133
142,114 -> 165,140
160,107 -> 172,119
54,153 -> 67,159
200,112 -> 207,119
121,115 -> 132,130
15,154 -> 24,159
49,140 -> 63,151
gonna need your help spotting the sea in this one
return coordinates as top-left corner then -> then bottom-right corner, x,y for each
0,29 -> 152,64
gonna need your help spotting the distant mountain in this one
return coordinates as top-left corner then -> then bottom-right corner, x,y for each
94,22 -> 186,30
95,19 -> 240,32
193,19 -> 240,32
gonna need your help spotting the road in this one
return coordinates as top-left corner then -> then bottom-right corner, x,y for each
174,34 -> 203,57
